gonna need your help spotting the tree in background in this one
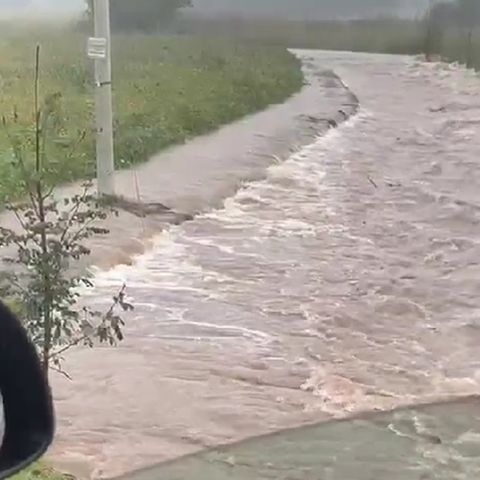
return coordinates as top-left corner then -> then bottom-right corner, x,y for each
425,0 -> 480,66
189,0 -> 421,20
429,1 -> 459,27
424,0 -> 448,60
86,0 -> 192,32
457,0 -> 480,67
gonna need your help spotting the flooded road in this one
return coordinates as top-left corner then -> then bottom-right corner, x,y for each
52,50 -> 480,478
122,398 -> 480,480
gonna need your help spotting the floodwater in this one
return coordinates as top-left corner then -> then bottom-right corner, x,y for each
52,50 -> 480,478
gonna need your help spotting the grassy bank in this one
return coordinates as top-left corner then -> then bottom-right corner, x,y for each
179,17 -> 480,66
12,463 -> 72,480
0,32 -> 303,205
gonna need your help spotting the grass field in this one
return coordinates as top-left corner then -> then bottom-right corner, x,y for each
0,30 -> 303,206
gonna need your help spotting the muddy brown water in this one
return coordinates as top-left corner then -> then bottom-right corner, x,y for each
50,50 -> 480,478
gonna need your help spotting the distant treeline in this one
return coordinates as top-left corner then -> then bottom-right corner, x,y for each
429,0 -> 480,28
425,0 -> 480,66
189,0 -> 426,20
82,0 -> 477,38
174,1 -> 480,70
84,0 -> 191,31
80,0 -> 480,69
175,17 -> 426,54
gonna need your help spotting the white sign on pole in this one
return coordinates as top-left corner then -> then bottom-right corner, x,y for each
87,37 -> 108,60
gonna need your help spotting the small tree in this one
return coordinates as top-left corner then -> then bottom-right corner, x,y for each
0,46 -> 132,378
424,0 -> 447,61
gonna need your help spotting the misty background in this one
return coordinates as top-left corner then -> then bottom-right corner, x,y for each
0,0 -> 430,19
191,0 -> 430,19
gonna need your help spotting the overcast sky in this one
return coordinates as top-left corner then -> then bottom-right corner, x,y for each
0,0 -> 84,12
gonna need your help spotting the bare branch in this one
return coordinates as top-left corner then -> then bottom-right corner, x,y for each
59,183 -> 92,244
50,334 -> 89,361
49,364 -> 72,381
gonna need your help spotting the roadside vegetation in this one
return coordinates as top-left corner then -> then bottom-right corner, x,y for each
12,463 -> 72,480
0,32 -> 302,206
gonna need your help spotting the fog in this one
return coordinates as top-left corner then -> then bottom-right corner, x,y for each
191,0 -> 431,19
0,0 -> 84,16
0,0 -> 431,20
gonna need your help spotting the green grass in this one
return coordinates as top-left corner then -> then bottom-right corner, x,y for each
11,463 -> 72,480
0,30 -> 303,205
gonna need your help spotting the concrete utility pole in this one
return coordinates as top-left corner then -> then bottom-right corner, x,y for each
91,0 -> 115,196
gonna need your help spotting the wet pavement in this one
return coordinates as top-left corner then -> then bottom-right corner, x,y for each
51,50 -> 480,478
120,398 -> 480,480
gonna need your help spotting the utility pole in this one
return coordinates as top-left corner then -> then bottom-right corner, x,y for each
90,0 -> 115,196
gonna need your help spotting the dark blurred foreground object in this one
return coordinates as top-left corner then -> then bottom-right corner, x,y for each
0,302 -> 54,479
